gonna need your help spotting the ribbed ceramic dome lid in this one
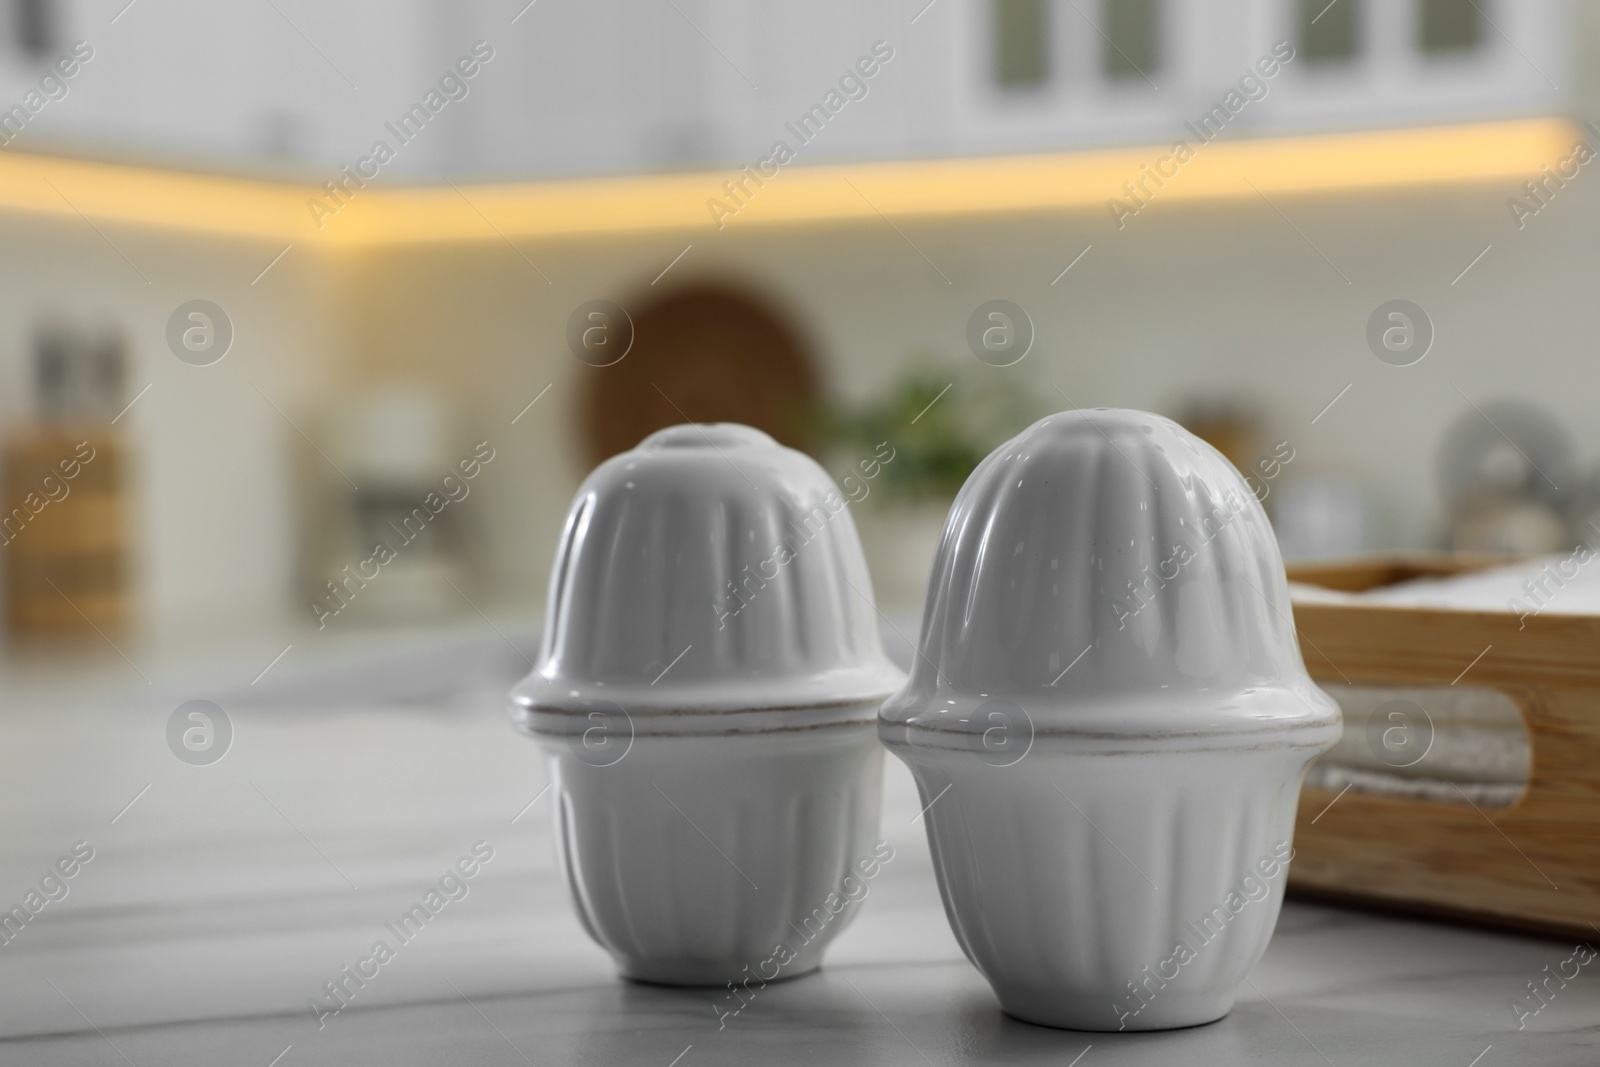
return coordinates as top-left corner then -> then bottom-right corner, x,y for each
513,423 -> 904,716
881,409 -> 1337,738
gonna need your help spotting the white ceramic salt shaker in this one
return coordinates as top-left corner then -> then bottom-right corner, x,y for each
879,409 -> 1340,1031
512,424 -> 904,987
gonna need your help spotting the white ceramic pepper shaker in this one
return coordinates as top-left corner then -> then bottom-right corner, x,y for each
879,409 -> 1341,1031
512,424 -> 904,987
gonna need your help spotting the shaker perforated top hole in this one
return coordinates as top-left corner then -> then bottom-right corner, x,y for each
640,424 -> 776,450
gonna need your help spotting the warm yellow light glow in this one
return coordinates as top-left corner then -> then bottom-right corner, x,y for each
0,118 -> 1577,247
0,151 -> 315,244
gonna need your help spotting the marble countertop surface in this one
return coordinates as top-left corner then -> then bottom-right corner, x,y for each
1,630 -> 1596,1065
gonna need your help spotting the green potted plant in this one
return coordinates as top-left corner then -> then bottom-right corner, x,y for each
815,363 -> 1038,611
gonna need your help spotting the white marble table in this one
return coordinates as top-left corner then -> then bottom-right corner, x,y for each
1,630 -> 1595,1065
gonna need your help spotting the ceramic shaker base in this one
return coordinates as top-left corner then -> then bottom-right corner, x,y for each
997,986 -> 1234,1032
543,720 -> 884,988
885,740 -> 1326,1032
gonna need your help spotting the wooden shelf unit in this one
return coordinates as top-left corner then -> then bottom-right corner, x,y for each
2,429 -> 127,639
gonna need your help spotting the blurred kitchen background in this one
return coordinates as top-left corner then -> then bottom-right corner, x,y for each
8,0 -> 1600,1052
0,0 -> 1595,650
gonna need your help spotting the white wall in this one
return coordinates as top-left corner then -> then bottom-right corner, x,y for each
344,154 -> 1600,605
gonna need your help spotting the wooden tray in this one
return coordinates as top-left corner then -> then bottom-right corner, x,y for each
1288,553 -> 1600,938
